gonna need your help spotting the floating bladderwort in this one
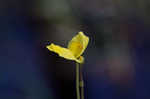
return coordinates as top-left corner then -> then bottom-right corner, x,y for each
46,31 -> 89,99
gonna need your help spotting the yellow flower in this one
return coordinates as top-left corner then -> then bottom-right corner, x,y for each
46,31 -> 89,63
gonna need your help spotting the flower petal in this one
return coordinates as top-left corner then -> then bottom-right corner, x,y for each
77,56 -> 84,63
68,32 -> 89,58
47,43 -> 77,61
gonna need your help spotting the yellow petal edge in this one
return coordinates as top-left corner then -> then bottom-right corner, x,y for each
68,31 -> 89,58
46,32 -> 89,63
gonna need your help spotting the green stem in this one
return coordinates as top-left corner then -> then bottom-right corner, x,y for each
76,62 -> 80,99
80,64 -> 84,99
81,82 -> 84,99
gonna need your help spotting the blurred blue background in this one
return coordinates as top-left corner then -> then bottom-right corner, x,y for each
0,0 -> 150,99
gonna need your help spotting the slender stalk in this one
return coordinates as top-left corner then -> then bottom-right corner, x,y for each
76,62 -> 80,99
81,82 -> 84,99
80,64 -> 84,99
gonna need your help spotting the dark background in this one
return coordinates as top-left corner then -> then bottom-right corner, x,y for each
0,0 -> 150,99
